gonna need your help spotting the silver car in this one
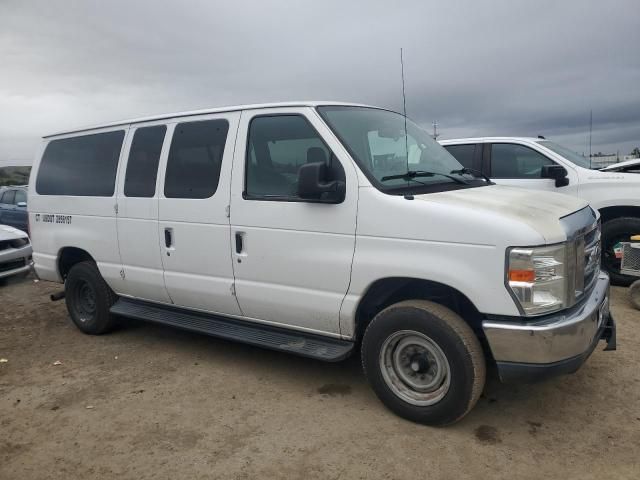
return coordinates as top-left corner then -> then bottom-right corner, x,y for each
0,224 -> 33,281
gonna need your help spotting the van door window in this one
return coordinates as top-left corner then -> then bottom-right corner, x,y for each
244,115 -> 343,200
124,125 -> 166,197
490,143 -> 554,178
36,131 -> 125,196
164,119 -> 229,199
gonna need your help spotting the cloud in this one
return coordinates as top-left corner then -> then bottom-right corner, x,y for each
1,0 -> 639,163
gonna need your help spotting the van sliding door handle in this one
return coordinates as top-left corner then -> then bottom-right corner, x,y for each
164,228 -> 173,248
235,232 -> 243,254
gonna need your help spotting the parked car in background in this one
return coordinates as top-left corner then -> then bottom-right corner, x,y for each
599,157 -> 640,173
0,185 -> 29,233
27,102 -> 615,426
440,137 -> 640,285
0,224 -> 32,282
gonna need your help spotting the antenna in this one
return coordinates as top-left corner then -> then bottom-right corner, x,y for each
400,48 -> 409,173
432,120 -> 440,140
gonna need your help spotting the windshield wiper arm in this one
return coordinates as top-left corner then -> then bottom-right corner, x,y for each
450,167 -> 494,184
381,170 -> 469,185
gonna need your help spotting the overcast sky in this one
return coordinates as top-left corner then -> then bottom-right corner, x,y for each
1,0 -> 639,166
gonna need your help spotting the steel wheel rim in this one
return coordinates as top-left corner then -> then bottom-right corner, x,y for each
379,330 -> 451,406
74,280 -> 96,321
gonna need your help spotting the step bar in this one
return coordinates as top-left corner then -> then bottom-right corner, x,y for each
110,298 -> 354,362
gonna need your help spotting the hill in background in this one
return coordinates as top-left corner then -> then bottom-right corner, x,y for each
0,166 -> 31,186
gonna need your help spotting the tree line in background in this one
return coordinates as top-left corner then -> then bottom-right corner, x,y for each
0,167 -> 31,186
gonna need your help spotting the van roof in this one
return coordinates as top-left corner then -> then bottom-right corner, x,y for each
43,101 -> 383,138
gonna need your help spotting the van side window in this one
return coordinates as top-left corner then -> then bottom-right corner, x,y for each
124,125 -> 166,197
164,119 -> 229,199
36,131 -> 125,196
245,115 -> 341,199
490,143 -> 554,179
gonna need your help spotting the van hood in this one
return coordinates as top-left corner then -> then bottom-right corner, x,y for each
415,185 -> 589,244
0,224 -> 28,241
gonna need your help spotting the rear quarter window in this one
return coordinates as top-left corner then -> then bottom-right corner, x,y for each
36,130 -> 125,196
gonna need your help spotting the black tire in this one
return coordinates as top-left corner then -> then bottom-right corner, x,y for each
602,217 -> 640,286
361,300 -> 485,426
65,261 -> 118,334
630,280 -> 640,310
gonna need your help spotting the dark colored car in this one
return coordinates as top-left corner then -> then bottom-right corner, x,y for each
0,186 -> 28,233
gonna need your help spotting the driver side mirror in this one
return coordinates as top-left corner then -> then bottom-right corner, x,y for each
297,162 -> 345,203
541,164 -> 569,187
16,202 -> 27,208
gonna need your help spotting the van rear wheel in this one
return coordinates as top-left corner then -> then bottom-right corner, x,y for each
361,300 -> 485,426
65,261 -> 117,335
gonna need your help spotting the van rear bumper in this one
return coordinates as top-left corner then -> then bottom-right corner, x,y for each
482,272 -> 615,383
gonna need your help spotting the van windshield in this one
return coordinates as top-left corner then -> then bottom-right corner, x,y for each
317,106 -> 486,194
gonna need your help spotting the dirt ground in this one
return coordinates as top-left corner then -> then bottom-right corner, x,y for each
1,276 -> 639,480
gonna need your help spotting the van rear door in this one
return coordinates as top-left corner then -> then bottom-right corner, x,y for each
116,122 -> 172,304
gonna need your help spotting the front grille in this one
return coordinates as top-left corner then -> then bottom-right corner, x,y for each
0,258 -> 25,273
621,243 -> 640,275
576,223 -> 601,300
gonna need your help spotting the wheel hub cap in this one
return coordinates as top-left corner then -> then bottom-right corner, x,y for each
380,330 -> 451,406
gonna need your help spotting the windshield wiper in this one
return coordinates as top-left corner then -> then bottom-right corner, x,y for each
450,167 -> 493,184
380,170 -> 469,185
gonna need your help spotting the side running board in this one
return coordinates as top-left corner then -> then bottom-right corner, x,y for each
110,298 -> 354,362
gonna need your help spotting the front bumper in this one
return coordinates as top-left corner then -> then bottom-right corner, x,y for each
0,244 -> 33,279
483,271 -> 616,383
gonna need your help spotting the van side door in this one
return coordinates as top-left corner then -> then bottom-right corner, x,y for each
229,108 -> 358,336
158,112 -> 242,316
116,122 -> 172,303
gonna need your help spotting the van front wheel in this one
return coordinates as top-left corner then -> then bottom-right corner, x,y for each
362,300 -> 485,426
65,261 -> 117,335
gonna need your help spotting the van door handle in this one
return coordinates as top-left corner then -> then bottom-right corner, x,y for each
164,228 -> 173,248
235,232 -> 243,254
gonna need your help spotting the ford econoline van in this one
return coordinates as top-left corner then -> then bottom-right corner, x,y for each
28,102 -> 616,425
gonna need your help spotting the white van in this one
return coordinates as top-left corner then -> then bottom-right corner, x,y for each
29,102 -> 615,425
440,137 -> 640,286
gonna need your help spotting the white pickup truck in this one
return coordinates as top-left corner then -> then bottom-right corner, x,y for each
441,137 -> 640,285
28,103 -> 615,425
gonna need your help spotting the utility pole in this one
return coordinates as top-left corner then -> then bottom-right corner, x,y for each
589,110 -> 593,168
432,120 -> 440,140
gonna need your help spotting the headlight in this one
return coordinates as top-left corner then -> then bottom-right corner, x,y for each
507,243 -> 568,316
